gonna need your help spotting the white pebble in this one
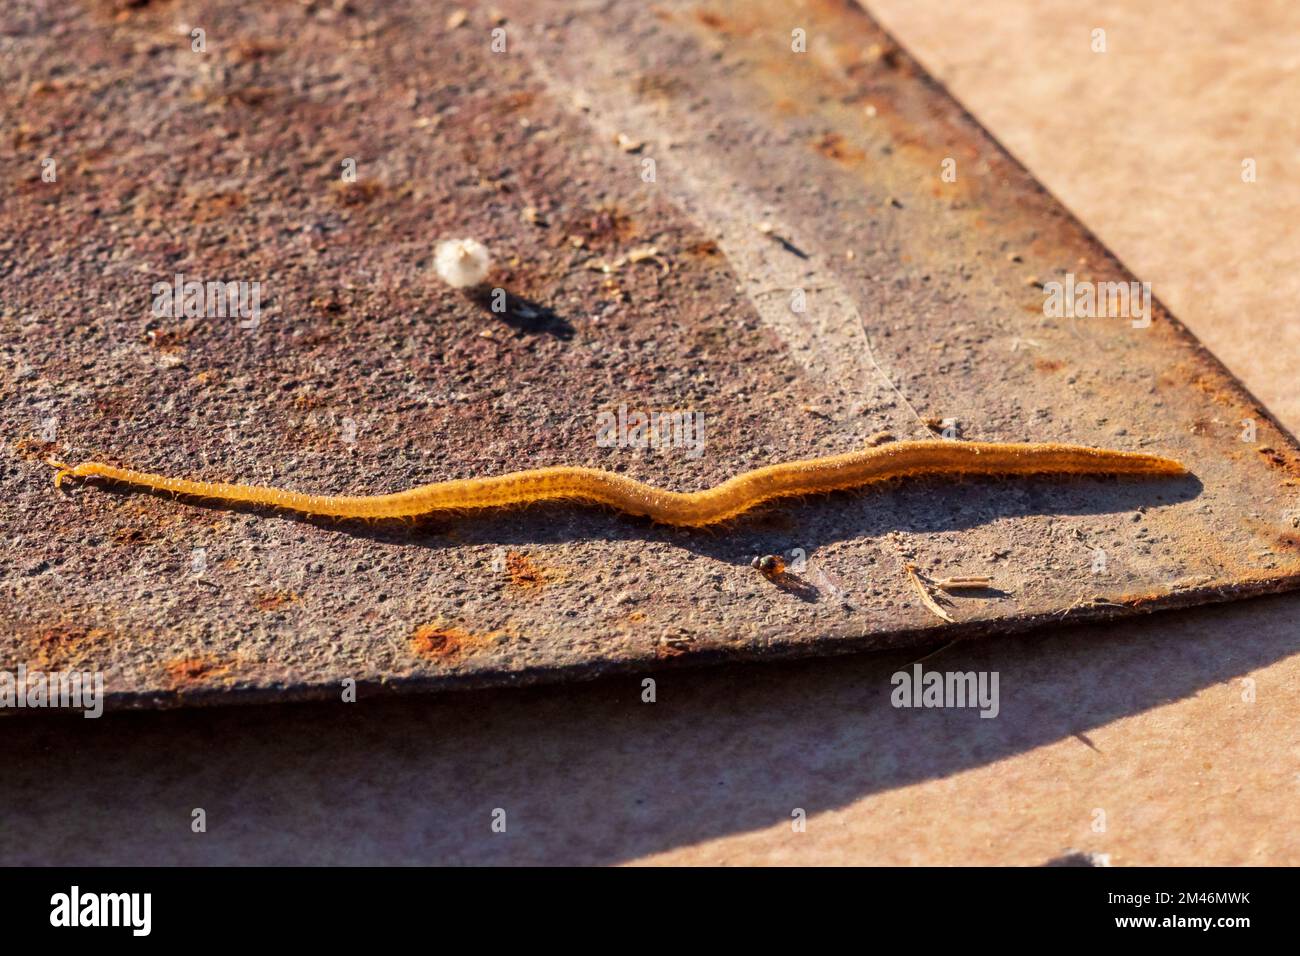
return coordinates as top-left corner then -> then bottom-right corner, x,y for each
434,238 -> 492,288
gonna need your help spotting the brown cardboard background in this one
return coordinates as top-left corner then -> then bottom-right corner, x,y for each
4,0 -> 1298,865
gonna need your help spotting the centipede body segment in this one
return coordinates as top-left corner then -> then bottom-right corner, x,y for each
49,440 -> 1186,527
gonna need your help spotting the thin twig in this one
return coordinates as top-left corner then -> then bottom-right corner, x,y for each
905,562 -> 954,623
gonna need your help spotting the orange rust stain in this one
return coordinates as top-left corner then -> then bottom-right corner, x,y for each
309,294 -> 346,317
408,623 -> 493,661
655,637 -> 695,659
600,276 -> 628,303
112,525 -> 160,546
506,550 -> 548,589
567,202 -> 638,248
1275,531 -> 1300,551
685,238 -> 723,260
92,389 -> 135,417
189,190 -> 245,222
163,656 -> 236,690
225,86 -> 276,107
490,90 -> 536,114
292,389 -> 326,410
113,499 -> 187,529
694,10 -> 726,30
330,179 -> 384,205
28,77 -> 85,96
24,625 -> 114,671
634,72 -> 685,99
1257,446 -> 1287,467
1033,358 -> 1066,373
254,590 -> 300,612
12,437 -> 59,463
10,122 -> 37,150
146,326 -> 190,350
1253,445 -> 1300,481
1184,371 -> 1248,413
1115,593 -> 1163,608
812,131 -> 865,165
228,38 -> 286,62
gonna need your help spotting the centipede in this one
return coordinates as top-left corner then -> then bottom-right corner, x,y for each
46,440 -> 1186,528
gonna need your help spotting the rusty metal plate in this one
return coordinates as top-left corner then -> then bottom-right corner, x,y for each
3,0 -> 1299,709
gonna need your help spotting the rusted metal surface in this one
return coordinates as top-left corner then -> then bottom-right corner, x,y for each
2,0 -> 1299,709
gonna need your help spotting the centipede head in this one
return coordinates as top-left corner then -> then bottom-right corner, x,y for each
45,457 -> 74,489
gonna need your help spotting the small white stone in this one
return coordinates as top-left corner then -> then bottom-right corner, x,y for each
434,238 -> 491,288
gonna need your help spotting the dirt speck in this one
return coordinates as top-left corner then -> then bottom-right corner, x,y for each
812,131 -> 865,165
112,525 -> 159,546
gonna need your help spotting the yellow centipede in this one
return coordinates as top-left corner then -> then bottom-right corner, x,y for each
47,440 -> 1186,527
